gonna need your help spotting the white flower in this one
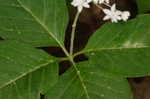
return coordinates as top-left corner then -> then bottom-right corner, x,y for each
105,0 -> 109,4
121,11 -> 130,21
71,0 -> 92,12
103,4 -> 122,23
93,0 -> 109,4
93,0 -> 98,4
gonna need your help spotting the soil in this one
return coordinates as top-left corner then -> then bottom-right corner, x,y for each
129,77 -> 150,99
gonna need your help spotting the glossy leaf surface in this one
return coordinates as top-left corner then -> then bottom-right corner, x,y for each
83,15 -> 150,77
137,0 -> 150,13
0,0 -> 68,47
46,62 -> 132,99
0,41 -> 58,98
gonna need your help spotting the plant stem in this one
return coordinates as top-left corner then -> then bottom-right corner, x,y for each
103,2 -> 111,7
69,11 -> 90,99
70,12 -> 80,56
95,3 -> 111,10
95,4 -> 103,9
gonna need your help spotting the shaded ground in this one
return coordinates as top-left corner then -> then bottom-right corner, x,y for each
129,77 -> 150,99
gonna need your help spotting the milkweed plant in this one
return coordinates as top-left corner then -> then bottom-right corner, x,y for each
0,0 -> 150,99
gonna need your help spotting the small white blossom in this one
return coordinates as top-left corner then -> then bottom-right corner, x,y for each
71,0 -> 92,12
121,11 -> 130,21
71,0 -> 130,23
103,4 -> 122,23
93,0 -> 98,4
105,0 -> 109,4
93,0 -> 109,4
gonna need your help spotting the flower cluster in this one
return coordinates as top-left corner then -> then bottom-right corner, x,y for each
71,0 -> 130,23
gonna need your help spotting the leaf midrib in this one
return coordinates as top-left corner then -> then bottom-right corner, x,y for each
16,0 -> 70,57
74,46 -> 150,57
0,60 -> 54,89
15,1 -> 92,98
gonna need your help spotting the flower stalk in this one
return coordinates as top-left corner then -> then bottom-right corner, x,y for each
70,11 -> 80,56
71,0 -> 131,23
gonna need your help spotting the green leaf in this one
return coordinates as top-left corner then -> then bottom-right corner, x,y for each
0,41 -> 58,98
0,65 -> 58,99
0,0 -> 68,47
137,0 -> 150,13
79,15 -> 150,77
46,62 -> 132,99
46,15 -> 150,99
